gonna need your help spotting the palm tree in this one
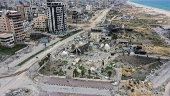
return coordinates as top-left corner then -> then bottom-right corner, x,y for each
73,69 -> 77,77
107,71 -> 112,80
95,72 -> 98,78
81,70 -> 85,78
88,69 -> 91,78
123,49 -> 125,56
158,56 -> 160,63
47,53 -> 51,58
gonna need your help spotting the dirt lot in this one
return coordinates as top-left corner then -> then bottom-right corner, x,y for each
116,55 -> 168,81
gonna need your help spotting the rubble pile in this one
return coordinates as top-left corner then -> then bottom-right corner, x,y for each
5,88 -> 32,96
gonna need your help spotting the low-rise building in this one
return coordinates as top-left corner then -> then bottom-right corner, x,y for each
116,39 -> 129,46
33,16 -> 48,32
0,32 -> 14,48
72,11 -> 84,24
90,28 -> 103,42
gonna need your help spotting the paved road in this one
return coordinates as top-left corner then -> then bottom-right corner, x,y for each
39,83 -> 111,96
0,28 -> 81,75
0,6 -> 113,95
164,81 -> 170,96
0,37 -> 60,75
146,61 -> 170,88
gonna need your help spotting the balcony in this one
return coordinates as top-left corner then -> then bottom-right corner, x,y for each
12,18 -> 22,22
15,29 -> 24,32
14,26 -> 23,29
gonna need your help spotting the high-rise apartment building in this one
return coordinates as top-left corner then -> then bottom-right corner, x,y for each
0,10 -> 25,42
103,0 -> 108,8
33,16 -> 48,32
81,0 -> 86,5
86,5 -> 92,12
17,4 -> 32,21
47,0 -> 67,34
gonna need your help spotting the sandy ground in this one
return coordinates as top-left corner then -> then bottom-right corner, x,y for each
127,1 -> 170,17
164,81 -> 170,96
126,2 -> 170,96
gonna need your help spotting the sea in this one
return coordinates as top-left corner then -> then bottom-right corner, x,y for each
130,0 -> 170,11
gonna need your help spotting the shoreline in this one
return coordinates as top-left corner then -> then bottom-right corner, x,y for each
127,1 -> 170,17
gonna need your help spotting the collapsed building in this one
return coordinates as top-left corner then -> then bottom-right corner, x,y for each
90,27 -> 111,42
47,34 -> 113,73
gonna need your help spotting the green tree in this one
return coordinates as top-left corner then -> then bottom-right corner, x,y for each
107,71 -> 112,80
88,69 -> 91,78
123,50 -> 125,56
158,56 -> 160,62
73,69 -> 77,77
81,70 -> 85,78
47,53 -> 51,58
95,72 -> 98,78
112,34 -> 117,40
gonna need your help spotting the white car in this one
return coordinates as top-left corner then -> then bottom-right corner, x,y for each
105,76 -> 108,79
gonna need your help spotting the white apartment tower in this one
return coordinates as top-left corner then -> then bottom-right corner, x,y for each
104,0 -> 108,8
47,0 -> 67,34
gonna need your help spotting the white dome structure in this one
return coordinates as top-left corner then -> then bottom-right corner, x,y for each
79,41 -> 84,46
90,67 -> 96,71
101,43 -> 104,48
104,44 -> 110,52
61,51 -> 68,57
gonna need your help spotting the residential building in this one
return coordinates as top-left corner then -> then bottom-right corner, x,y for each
0,10 -> 25,42
17,4 -> 32,21
90,28 -> 103,42
71,7 -> 85,24
23,4 -> 32,21
33,16 -> 48,32
81,0 -> 86,5
47,0 -> 67,34
103,0 -> 108,8
0,31 -> 14,48
116,39 -> 129,46
86,5 -> 92,12
0,11 -> 8,32
72,11 -> 84,24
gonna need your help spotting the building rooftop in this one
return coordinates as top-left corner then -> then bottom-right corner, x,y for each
23,4 -> 29,7
36,16 -> 48,19
0,32 -> 13,38
116,39 -> 129,42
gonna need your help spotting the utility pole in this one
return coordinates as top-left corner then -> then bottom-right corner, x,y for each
76,13 -> 78,29
5,62 -> 9,71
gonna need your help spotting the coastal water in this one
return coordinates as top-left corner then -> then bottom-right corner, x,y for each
130,0 -> 170,11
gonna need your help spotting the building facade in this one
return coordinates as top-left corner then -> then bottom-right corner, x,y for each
0,10 -> 25,42
103,0 -> 108,8
33,16 -> 48,32
17,5 -> 32,21
47,1 -> 67,34
86,5 -> 92,12
0,32 -> 14,48
72,11 -> 84,24
81,0 -> 86,5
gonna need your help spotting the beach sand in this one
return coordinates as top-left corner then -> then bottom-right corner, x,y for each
127,1 -> 170,17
